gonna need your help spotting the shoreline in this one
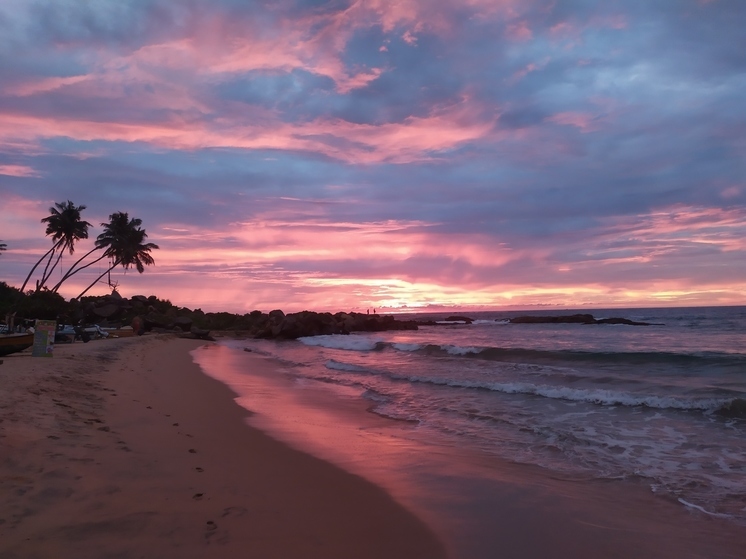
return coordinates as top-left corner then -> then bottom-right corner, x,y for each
196,337 -> 746,559
0,335 -> 446,559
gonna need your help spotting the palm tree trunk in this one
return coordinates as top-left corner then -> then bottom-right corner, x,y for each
51,247 -> 105,292
37,244 -> 60,291
38,249 -> 66,291
19,241 -> 62,293
76,260 -> 120,299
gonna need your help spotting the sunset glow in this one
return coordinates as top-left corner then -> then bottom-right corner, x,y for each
1,0 -> 744,312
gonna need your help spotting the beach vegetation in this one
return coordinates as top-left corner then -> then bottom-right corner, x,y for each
0,281 -> 23,319
1,283 -> 67,323
19,201 -> 92,294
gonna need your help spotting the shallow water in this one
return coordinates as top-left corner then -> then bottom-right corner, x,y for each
209,307 -> 746,523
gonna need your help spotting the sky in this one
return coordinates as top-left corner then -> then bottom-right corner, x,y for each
0,0 -> 745,313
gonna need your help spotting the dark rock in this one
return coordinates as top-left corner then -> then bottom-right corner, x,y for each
509,314 -> 654,326
714,398 -> 746,419
596,317 -> 653,326
189,327 -> 214,341
143,312 -> 174,331
173,316 -> 193,332
509,314 -> 596,324
93,303 -> 120,318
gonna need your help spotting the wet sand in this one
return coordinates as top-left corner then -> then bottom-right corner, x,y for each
0,335 -> 446,559
194,340 -> 746,559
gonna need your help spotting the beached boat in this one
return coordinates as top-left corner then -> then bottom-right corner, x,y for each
0,332 -> 34,356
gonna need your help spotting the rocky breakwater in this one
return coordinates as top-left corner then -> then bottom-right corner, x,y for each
74,292 -> 212,339
508,313 -> 657,326
251,310 -> 419,340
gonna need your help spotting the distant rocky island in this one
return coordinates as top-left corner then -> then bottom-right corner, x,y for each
507,313 -> 658,326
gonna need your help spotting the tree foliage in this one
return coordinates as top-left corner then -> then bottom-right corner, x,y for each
20,200 -> 91,293
76,212 -> 159,298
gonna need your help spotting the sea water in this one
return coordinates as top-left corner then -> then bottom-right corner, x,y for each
201,306 -> 746,524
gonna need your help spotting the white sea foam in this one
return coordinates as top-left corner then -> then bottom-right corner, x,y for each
386,373 -> 732,411
392,342 -> 422,352
298,334 -> 383,351
677,498 -> 733,519
443,344 -> 481,355
325,359 -> 370,373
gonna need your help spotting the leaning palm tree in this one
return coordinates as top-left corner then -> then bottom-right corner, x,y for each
19,201 -> 91,293
51,211 -> 135,292
76,213 -> 159,298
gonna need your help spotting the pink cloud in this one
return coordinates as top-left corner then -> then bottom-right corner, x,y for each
0,164 -> 41,177
0,91 -> 495,163
508,57 -> 550,83
505,20 -> 533,41
5,75 -> 89,97
721,186 -> 742,200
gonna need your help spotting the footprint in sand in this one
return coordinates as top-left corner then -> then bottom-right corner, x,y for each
221,506 -> 248,518
204,520 -> 230,544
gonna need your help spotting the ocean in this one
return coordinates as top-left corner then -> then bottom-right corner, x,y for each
192,306 -> 746,552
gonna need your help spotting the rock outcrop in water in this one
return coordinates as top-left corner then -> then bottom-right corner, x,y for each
508,314 -> 655,326
713,398 -> 746,419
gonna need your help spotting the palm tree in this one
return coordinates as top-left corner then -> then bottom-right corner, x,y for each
76,212 -> 159,298
51,211 -> 132,292
19,201 -> 91,293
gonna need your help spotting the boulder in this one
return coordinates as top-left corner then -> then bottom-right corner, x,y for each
173,316 -> 194,332
93,303 -> 120,318
143,312 -> 173,331
190,327 -> 213,340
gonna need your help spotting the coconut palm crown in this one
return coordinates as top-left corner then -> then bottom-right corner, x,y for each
76,212 -> 159,298
42,200 -> 92,255
20,200 -> 92,293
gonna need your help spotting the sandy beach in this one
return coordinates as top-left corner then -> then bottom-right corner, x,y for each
0,335 -> 446,559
